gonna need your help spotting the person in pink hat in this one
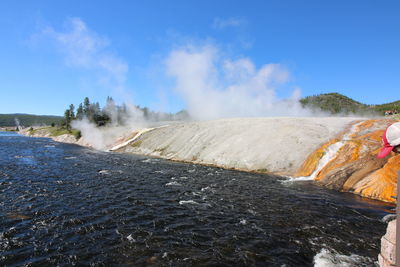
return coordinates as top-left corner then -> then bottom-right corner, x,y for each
377,122 -> 400,267
377,122 -> 400,158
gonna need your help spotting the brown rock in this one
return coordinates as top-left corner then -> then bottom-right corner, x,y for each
352,155 -> 400,202
342,156 -> 386,191
316,162 -> 359,190
316,155 -> 385,191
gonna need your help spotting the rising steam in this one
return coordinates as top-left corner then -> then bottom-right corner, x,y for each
41,18 -> 318,149
166,44 -> 313,120
71,102 -> 147,150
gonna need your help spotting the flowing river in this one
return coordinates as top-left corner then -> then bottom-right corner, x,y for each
0,132 -> 394,266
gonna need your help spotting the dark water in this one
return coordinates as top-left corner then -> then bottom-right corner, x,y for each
0,132 -> 394,266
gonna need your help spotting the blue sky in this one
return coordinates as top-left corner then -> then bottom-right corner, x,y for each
0,0 -> 399,116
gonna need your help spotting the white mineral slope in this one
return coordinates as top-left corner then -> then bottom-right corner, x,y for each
19,128 -> 90,147
117,117 -> 362,175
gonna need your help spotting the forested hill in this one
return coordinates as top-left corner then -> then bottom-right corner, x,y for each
0,114 -> 63,127
300,93 -> 400,115
373,100 -> 400,114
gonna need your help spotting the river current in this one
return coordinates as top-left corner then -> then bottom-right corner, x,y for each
0,132 -> 394,266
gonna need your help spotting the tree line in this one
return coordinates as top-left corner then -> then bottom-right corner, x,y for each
0,114 -> 63,127
63,96 -> 190,128
63,97 -> 115,128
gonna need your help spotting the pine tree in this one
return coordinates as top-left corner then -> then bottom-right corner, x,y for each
64,109 -> 71,129
76,103 -> 84,119
83,97 -> 90,116
69,104 -> 75,120
95,102 -> 101,113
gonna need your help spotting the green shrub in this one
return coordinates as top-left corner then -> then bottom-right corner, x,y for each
72,130 -> 81,140
131,140 -> 142,147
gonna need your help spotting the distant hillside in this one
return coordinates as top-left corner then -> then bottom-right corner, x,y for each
372,100 -> 400,115
0,114 -> 63,127
300,93 -> 399,115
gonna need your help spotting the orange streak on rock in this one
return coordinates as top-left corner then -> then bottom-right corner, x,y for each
295,118 -> 400,203
313,122 -> 363,181
353,155 -> 400,203
294,139 -> 339,177
314,141 -> 361,181
355,120 -> 378,132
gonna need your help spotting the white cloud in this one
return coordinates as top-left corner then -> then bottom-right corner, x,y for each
42,17 -> 128,94
212,17 -> 247,29
166,44 -> 312,120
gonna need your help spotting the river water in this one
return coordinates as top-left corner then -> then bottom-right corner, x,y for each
0,132 -> 394,266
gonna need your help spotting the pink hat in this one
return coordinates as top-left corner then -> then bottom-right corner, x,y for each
377,122 -> 400,158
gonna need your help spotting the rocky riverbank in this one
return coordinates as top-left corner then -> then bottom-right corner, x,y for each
19,126 -> 89,146
19,117 -> 400,204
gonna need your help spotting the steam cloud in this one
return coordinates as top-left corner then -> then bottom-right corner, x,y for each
42,18 -> 317,149
71,102 -> 147,150
43,18 -> 147,149
166,44 -> 313,120
14,118 -> 21,130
